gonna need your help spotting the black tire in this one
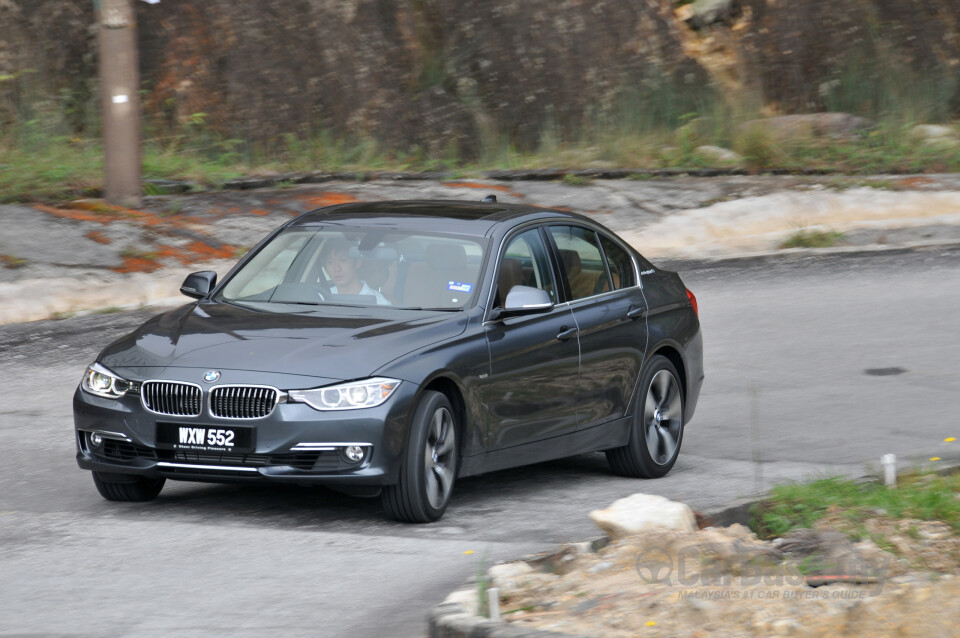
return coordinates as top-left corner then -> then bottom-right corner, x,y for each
382,391 -> 458,523
606,355 -> 684,479
92,472 -> 165,502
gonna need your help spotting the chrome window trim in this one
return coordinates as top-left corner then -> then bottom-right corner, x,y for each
140,380 -> 204,417
207,384 -> 285,420
564,285 -> 638,309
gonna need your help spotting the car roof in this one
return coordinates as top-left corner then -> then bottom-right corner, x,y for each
289,199 -> 590,235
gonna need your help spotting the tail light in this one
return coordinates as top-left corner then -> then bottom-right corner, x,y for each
686,288 -> 698,316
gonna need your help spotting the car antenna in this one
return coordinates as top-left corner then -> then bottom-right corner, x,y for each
481,195 -> 497,203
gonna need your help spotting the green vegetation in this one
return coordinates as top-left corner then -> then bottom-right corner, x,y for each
779,229 -> 846,249
561,173 -> 593,187
0,254 -> 28,269
2,54 -> 960,203
4,120 -> 960,204
120,248 -> 159,261
474,551 -> 491,618
751,472 -> 960,540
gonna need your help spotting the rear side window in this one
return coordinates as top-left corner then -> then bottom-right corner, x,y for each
598,233 -> 636,289
549,226 -> 612,300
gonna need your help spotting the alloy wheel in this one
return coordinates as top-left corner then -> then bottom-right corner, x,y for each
423,406 -> 456,509
643,369 -> 682,465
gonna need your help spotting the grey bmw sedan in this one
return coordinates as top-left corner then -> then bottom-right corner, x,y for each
74,199 -> 703,522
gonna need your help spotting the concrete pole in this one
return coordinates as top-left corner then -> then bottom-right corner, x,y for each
97,0 -> 141,208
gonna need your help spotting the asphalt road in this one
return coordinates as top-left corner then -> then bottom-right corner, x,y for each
1,248 -> 958,638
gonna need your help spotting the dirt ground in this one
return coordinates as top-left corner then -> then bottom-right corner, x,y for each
495,518 -> 960,638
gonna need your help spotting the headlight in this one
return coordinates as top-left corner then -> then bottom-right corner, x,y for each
288,378 -> 401,411
81,363 -> 135,399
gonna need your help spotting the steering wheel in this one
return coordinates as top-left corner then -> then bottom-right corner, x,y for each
316,278 -> 332,301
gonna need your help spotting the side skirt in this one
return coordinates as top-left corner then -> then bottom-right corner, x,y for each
459,416 -> 632,478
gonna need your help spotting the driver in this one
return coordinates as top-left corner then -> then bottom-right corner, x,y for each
320,238 -> 390,305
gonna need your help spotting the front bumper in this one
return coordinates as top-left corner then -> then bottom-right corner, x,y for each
73,378 -> 419,486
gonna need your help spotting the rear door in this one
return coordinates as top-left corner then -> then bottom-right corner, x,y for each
480,227 -> 581,449
547,225 -> 647,429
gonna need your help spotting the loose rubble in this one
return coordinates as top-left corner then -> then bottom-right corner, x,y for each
491,504 -> 960,637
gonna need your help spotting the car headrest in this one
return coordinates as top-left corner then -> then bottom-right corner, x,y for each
426,243 -> 467,270
559,249 -> 582,276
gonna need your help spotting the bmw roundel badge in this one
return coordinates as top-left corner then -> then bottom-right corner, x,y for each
203,370 -> 221,383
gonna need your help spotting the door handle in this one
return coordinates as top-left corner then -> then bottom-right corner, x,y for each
556,326 -> 578,341
627,306 -> 647,320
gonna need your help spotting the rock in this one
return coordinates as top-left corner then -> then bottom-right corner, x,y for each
779,528 -> 849,556
443,587 -> 480,616
487,561 -> 547,596
683,0 -> 739,29
488,561 -> 534,586
589,493 -> 696,539
737,113 -> 874,141
910,124 -> 960,148
910,124 -> 957,140
695,145 -> 743,165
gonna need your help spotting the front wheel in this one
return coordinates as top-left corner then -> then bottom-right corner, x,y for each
92,471 -> 165,502
606,355 -> 684,478
382,391 -> 458,523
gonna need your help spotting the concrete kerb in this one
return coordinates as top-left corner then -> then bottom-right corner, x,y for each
138,167 -> 843,194
427,461 -> 960,638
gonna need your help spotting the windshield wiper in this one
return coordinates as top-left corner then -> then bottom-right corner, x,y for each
396,307 -> 462,312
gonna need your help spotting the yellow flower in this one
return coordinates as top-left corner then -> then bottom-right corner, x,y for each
463,550 -> 475,555
646,621 -> 657,627
945,437 -> 956,443
930,457 -> 941,461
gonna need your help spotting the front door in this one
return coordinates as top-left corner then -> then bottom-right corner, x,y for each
481,228 -> 581,449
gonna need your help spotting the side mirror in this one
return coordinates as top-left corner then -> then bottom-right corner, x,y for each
180,271 -> 217,299
497,285 -> 553,319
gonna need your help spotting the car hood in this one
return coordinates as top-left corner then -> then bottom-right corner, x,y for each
99,301 -> 467,383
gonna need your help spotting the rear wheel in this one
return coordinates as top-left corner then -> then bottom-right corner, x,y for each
92,472 -> 165,502
606,355 -> 684,478
382,391 -> 458,523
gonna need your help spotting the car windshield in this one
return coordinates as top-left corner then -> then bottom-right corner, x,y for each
217,226 -> 487,311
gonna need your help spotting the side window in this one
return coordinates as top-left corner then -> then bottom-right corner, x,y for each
549,226 -> 611,300
494,229 -> 556,308
598,233 -> 636,289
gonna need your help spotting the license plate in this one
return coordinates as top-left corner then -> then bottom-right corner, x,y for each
156,423 -> 254,453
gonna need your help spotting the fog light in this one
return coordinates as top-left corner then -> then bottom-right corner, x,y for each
90,432 -> 103,447
343,445 -> 365,463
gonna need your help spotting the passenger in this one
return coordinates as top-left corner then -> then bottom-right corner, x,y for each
319,238 -> 390,305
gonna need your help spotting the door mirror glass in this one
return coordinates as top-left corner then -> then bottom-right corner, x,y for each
180,271 -> 217,299
500,285 -> 553,317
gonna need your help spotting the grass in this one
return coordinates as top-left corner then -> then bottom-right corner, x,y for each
4,125 -> 960,204
2,87 -> 960,204
779,229 -> 846,249
751,472 -> 960,540
120,248 -> 159,261
562,174 -> 593,186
